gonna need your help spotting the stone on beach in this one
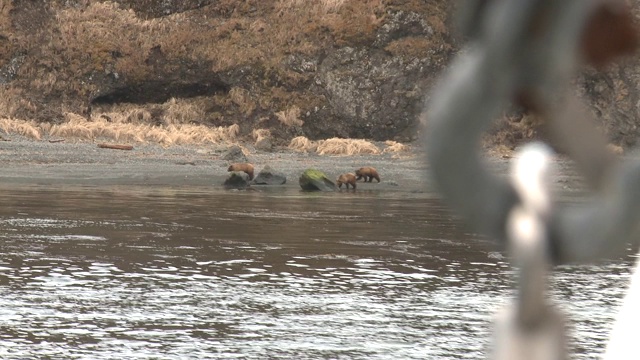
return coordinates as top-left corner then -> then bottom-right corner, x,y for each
299,168 -> 336,191
253,165 -> 286,185
224,172 -> 251,189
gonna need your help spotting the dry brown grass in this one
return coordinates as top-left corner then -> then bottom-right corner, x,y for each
607,143 -> 624,155
316,137 -> 380,156
48,112 -> 100,139
485,112 -> 544,151
0,112 -> 414,156
0,87 -> 40,121
427,14 -> 448,35
0,1 -> 11,23
0,1 -> 12,55
95,107 -> 153,125
229,87 -> 257,116
93,97 -> 213,126
163,97 -> 206,125
288,136 -> 318,152
289,136 -> 406,156
53,3 -> 155,87
252,128 -> 271,141
275,106 -> 303,127
0,112 -> 240,146
485,144 -> 515,159
384,37 -> 436,58
0,117 -> 42,139
383,140 -> 408,153
275,0 -> 346,15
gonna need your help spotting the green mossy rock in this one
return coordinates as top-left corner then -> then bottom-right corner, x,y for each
299,168 -> 337,192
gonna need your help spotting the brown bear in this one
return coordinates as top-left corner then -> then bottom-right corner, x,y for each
355,167 -> 380,183
228,163 -> 255,180
336,173 -> 357,189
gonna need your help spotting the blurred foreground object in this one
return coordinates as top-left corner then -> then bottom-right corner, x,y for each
424,0 -> 640,358
493,143 -> 566,360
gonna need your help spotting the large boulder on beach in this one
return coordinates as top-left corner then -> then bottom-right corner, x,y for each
299,169 -> 336,191
254,137 -> 273,152
222,145 -> 247,163
224,172 -> 250,189
253,165 -> 286,185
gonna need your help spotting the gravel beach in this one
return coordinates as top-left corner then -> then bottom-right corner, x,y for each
0,132 -> 604,199
0,135 -> 438,192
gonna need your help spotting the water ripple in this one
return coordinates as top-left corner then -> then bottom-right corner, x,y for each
0,186 -> 633,359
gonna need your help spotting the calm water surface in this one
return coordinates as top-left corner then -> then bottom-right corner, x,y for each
0,185 -> 634,359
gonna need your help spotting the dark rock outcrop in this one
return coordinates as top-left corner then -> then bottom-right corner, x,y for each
221,145 -> 247,163
253,165 -> 286,185
309,47 -> 432,141
254,137 -> 272,151
223,172 -> 250,189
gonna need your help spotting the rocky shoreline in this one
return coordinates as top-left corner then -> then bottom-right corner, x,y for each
0,135 -> 437,193
0,133 -> 612,200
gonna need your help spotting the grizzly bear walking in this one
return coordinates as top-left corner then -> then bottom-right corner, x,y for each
336,173 -> 357,189
355,167 -> 380,183
228,163 -> 255,180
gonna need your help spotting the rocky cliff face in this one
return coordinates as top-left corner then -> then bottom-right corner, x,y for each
578,61 -> 640,148
0,0 -> 454,144
0,1 -> 639,148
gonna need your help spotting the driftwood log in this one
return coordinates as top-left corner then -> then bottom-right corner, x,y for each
97,143 -> 133,150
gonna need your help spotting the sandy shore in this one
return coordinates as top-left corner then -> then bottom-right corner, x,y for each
0,135 -> 442,192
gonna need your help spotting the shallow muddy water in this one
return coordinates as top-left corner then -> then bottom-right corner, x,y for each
0,185 -> 634,359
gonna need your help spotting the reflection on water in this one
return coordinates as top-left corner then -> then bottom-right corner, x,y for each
0,185 -> 633,359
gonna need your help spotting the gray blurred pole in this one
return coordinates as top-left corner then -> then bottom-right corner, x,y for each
492,143 -> 567,360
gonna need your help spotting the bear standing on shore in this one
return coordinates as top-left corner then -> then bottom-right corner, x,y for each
228,163 -> 255,180
336,173 -> 357,189
355,167 -> 380,183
